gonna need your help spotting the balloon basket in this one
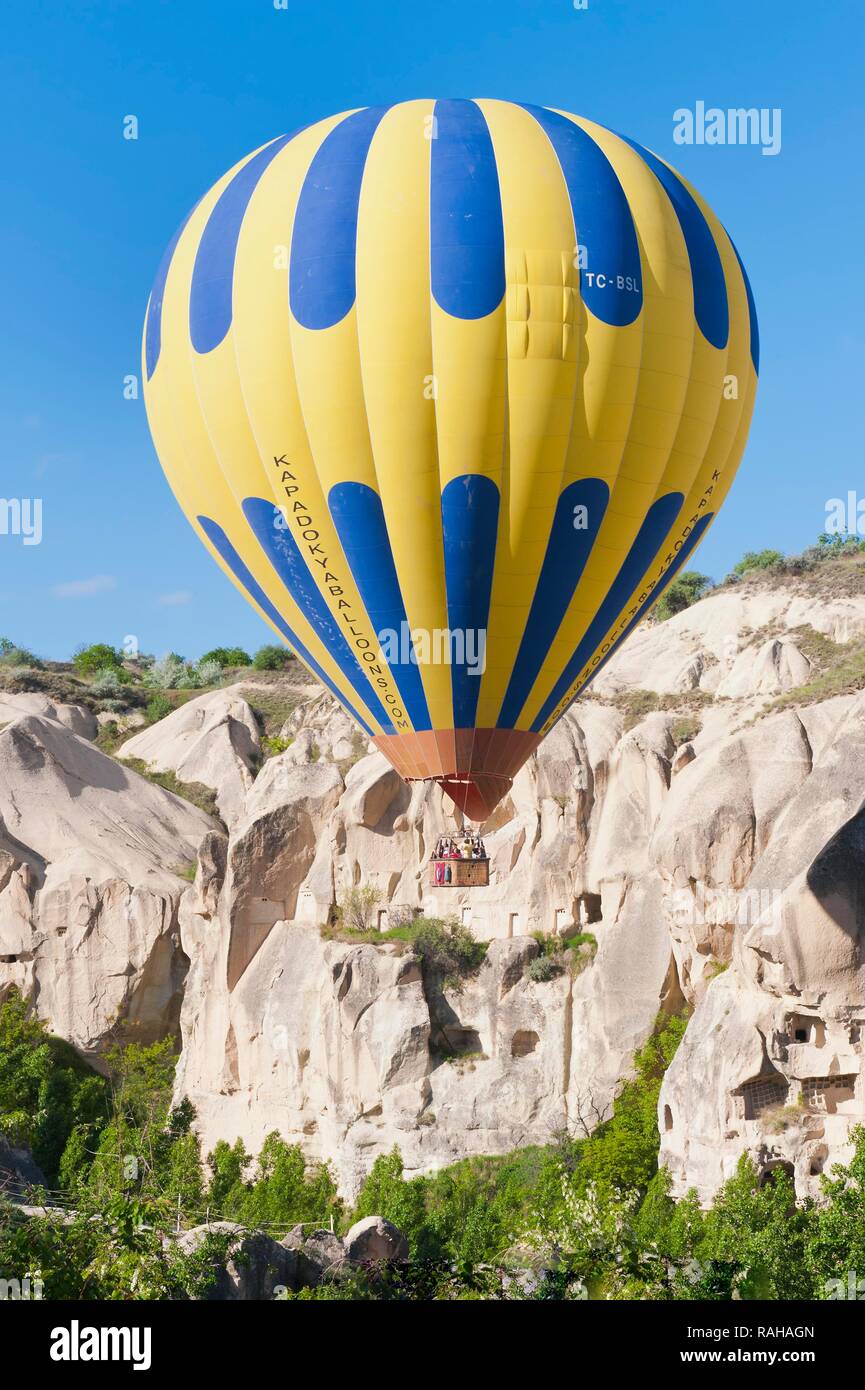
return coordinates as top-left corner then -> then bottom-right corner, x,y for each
429,859 -> 490,888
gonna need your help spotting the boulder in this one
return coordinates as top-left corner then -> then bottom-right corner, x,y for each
177,1222 -> 299,1299
281,1227 -> 347,1285
0,1138 -> 47,1199
344,1215 -> 409,1263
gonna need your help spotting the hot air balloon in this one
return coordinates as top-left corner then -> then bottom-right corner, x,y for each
143,99 -> 758,827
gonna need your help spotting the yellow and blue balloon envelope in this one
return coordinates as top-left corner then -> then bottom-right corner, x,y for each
142,98 -> 758,821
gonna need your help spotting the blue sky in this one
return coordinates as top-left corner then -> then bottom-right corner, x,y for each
1,0 -> 862,660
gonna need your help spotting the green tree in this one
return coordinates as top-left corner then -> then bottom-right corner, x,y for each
570,1012 -> 689,1193
253,644 -> 293,670
205,1137 -> 251,1210
351,1149 -> 429,1254
210,1133 -> 341,1230
805,1125 -> 865,1296
82,1039 -> 199,1210
0,637 -> 40,667
731,548 -> 785,578
73,643 -> 123,677
199,647 -> 252,668
653,571 -> 713,621
0,990 -> 109,1185
698,1157 -> 815,1300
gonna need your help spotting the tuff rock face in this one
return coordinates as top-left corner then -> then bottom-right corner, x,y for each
6,575 -> 865,1200
0,691 -> 97,740
0,713 -> 216,1056
118,688 -> 261,829
658,688 -> 865,1203
173,697 -> 681,1195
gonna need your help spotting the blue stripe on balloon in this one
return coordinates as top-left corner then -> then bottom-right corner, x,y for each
196,514 -> 373,736
290,106 -> 389,330
522,106 -> 642,328
327,481 -> 432,731
581,513 -> 714,695
190,135 -> 297,354
441,474 -> 500,728
530,491 -> 685,732
242,497 -> 394,732
145,203 -> 197,380
726,233 -> 759,374
497,477 -> 609,729
430,99 -> 505,320
617,133 -> 729,351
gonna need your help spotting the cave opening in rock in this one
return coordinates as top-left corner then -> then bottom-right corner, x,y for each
740,1076 -> 788,1121
759,1161 -> 795,1189
801,1074 -> 857,1114
511,1030 -> 539,1058
442,1026 -> 482,1056
577,892 -> 602,926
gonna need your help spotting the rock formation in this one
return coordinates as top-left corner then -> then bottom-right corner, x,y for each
0,713 -> 216,1057
5,573 -> 865,1201
659,688 -> 865,1202
118,688 -> 260,829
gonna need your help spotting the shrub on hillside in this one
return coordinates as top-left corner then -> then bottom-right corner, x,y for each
411,917 -> 486,985
730,549 -> 785,579
0,636 -> 42,668
144,654 -> 190,689
88,667 -> 126,696
338,885 -> 382,932
195,658 -> 223,687
73,643 -> 123,677
143,653 -> 221,690
145,695 -> 174,723
653,571 -> 713,621
816,530 -> 865,556
253,644 -> 293,670
527,954 -> 563,983
199,647 -> 252,668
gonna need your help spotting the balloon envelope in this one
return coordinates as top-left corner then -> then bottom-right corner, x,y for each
143,99 -> 758,821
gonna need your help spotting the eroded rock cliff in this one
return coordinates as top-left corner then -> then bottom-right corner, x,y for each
4,571 -> 865,1198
